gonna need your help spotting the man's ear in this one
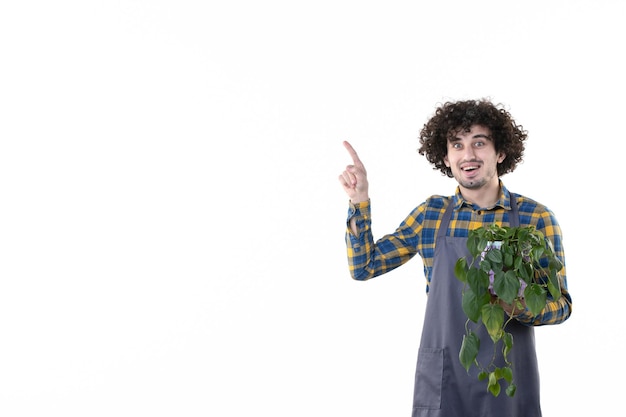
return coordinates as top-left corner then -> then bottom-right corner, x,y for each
497,152 -> 506,163
444,155 -> 450,167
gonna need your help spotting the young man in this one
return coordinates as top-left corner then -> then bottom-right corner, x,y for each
338,99 -> 572,417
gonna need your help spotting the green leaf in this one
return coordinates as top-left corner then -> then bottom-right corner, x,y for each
493,270 -> 520,305
502,332 -> 514,359
505,383 -> 517,397
488,371 -> 501,397
462,290 -> 490,323
467,234 -> 482,257
547,269 -> 562,301
459,331 -> 480,372
486,248 -> 502,265
454,258 -> 468,283
517,262 -> 533,281
467,268 -> 489,296
500,366 -> 513,383
478,237 -> 489,255
531,245 -> 545,261
517,228 -> 530,243
481,303 -> 504,343
549,256 -> 563,272
524,283 -> 547,316
503,250 -> 514,269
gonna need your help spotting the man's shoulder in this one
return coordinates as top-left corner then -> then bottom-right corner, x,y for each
511,192 -> 552,213
422,194 -> 453,209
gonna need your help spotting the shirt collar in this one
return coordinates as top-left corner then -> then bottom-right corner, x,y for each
452,180 -> 512,211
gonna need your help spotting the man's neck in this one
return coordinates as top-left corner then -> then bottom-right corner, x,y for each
459,182 -> 501,209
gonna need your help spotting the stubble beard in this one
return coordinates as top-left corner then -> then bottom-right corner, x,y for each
458,177 -> 488,190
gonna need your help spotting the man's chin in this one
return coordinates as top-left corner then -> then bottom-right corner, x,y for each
459,179 -> 485,190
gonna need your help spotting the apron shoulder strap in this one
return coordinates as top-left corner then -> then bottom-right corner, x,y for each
510,192 -> 520,228
437,198 -> 456,239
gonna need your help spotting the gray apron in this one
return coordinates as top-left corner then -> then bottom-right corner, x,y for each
412,197 -> 541,417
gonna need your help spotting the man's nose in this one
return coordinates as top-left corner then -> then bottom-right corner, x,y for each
463,146 -> 476,160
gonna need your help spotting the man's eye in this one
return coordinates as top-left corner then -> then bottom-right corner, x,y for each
474,141 -> 484,147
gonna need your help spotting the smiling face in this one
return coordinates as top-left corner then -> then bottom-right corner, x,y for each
444,125 -> 506,192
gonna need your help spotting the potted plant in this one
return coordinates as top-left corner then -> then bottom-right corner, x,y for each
454,223 -> 563,397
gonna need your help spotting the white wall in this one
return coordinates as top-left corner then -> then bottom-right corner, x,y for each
1,1 -> 622,416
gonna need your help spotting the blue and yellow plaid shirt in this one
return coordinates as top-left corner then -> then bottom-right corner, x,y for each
345,181 -> 572,326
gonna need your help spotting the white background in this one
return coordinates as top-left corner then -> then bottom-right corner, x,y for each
1,1 -> 623,416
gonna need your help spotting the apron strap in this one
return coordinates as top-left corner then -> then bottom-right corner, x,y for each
510,193 -> 520,227
437,199 -> 456,239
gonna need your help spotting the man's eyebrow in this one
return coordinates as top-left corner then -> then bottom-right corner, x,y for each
472,133 -> 492,139
447,133 -> 492,142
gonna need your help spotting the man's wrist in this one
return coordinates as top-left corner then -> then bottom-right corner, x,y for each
349,196 -> 370,205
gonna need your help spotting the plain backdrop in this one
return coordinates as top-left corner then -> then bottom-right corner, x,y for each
1,1 -> 623,416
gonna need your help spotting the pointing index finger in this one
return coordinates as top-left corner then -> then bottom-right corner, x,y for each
343,141 -> 364,168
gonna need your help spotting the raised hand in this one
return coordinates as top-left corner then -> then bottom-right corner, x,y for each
338,141 -> 369,203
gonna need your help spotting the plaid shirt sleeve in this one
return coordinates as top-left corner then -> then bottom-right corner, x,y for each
345,200 -> 420,280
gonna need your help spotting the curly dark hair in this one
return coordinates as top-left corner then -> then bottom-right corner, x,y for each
418,99 -> 527,178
